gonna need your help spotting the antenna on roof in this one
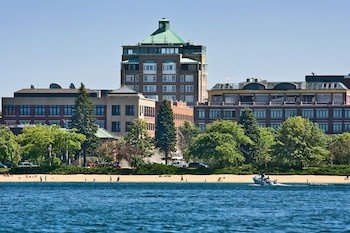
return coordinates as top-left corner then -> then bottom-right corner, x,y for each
312,72 -> 315,76
226,75 -> 230,82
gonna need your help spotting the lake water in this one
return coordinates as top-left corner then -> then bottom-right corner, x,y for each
0,182 -> 349,233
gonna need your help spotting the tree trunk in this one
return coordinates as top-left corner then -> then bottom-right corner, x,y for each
83,146 -> 87,167
165,150 -> 168,165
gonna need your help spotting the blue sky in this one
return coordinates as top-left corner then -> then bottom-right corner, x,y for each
1,0 -> 349,100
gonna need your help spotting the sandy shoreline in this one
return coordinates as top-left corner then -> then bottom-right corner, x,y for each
1,174 -> 350,184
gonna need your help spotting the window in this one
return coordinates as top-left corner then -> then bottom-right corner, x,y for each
64,105 -> 73,116
163,95 -> 176,101
180,85 -> 184,92
162,75 -> 176,82
317,94 -> 331,104
143,85 -> 157,92
34,105 -> 46,116
333,109 -> 342,119
126,75 -> 134,82
209,109 -> 221,119
333,94 -> 343,104
4,105 -> 16,115
112,122 -> 121,132
344,123 -> 350,132
143,75 -> 157,82
185,75 -> 194,82
185,95 -> 194,103
49,105 -> 60,116
318,123 -> 329,133
163,85 -> 176,92
180,75 -> 184,82
345,109 -> 350,118
198,110 -> 205,119
125,122 -> 132,132
302,109 -> 314,119
316,109 -> 328,119
112,105 -> 120,115
19,105 -> 31,115
254,109 -> 266,119
143,63 -> 157,74
94,105 -> 105,116
198,123 -> 206,132
96,120 -> 105,129
285,109 -> 297,118
185,85 -> 194,92
333,123 -> 342,133
223,110 -> 235,119
162,62 -> 176,74
270,109 -> 283,119
125,105 -> 135,116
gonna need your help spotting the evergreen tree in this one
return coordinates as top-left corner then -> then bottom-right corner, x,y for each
239,108 -> 261,164
155,100 -> 176,165
71,83 -> 98,167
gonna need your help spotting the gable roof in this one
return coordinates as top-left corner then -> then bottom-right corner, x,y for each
109,85 -> 138,94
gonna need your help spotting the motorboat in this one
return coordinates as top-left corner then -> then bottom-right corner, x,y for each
252,175 -> 278,186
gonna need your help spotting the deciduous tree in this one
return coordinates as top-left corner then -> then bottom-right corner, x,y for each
0,125 -> 21,164
178,121 -> 199,159
328,133 -> 350,164
272,116 -> 330,169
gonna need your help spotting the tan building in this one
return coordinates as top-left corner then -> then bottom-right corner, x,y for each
121,18 -> 208,106
155,101 -> 193,129
1,85 -> 157,136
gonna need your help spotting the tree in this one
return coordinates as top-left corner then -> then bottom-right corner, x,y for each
186,120 -> 250,168
328,133 -> 350,164
272,116 -> 330,169
155,100 -> 176,165
239,108 -> 261,164
16,125 -> 85,166
206,120 -> 252,146
255,127 -> 276,170
0,125 -> 21,164
178,121 -> 199,159
187,132 -> 245,168
124,119 -> 154,167
71,83 -> 98,166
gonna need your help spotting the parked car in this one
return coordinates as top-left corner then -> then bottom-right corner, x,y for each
0,163 -> 8,168
188,162 -> 209,169
171,160 -> 188,168
18,162 -> 39,168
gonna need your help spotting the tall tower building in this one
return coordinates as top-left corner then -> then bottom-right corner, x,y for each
121,18 -> 208,106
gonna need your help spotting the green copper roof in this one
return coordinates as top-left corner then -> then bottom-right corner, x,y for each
142,18 -> 185,45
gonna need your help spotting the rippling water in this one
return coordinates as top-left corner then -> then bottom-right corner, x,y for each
0,182 -> 349,233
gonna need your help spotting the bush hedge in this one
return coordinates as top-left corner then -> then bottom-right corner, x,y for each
8,163 -> 350,176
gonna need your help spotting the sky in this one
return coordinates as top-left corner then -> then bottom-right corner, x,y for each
1,0 -> 349,101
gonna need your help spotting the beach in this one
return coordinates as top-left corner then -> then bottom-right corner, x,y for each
1,174 -> 350,184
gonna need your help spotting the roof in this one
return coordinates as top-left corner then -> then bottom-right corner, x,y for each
142,18 -> 185,45
109,85 -> 138,94
95,128 -> 120,140
180,58 -> 200,64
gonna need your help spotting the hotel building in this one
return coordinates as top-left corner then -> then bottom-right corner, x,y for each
121,18 -> 208,106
